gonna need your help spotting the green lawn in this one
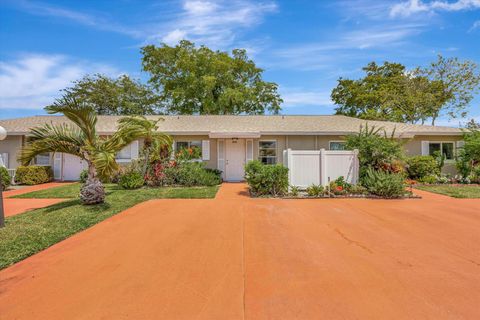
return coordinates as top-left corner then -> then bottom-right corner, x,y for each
1,184 -> 218,269
415,184 -> 480,198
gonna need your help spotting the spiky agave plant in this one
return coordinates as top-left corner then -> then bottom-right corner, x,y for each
18,97 -> 136,204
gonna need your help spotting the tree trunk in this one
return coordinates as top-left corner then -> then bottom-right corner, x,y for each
80,162 -> 105,205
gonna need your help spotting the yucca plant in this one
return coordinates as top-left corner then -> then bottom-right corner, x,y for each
18,98 -> 139,204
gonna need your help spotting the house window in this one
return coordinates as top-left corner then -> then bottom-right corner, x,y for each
329,141 -> 346,150
116,144 -> 132,160
35,153 -> 50,166
259,140 -> 277,164
428,142 -> 454,160
175,141 -> 202,159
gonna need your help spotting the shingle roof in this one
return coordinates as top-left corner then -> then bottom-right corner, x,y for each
0,115 -> 462,137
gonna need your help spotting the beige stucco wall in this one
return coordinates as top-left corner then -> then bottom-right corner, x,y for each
403,135 -> 462,175
0,135 -> 23,168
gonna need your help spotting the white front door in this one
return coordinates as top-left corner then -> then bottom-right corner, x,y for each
63,154 -> 88,181
225,139 -> 245,181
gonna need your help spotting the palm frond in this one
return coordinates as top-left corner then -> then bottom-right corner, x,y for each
45,97 -> 98,144
92,150 -> 118,180
18,123 -> 85,165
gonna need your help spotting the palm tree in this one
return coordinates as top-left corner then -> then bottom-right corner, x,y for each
18,98 -> 138,205
117,116 -> 172,175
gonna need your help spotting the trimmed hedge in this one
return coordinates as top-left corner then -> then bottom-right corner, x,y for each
15,165 -> 53,185
0,167 -> 11,191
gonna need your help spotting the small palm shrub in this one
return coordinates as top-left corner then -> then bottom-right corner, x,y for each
289,186 -> 300,197
244,160 -> 288,196
406,156 -> 440,180
15,165 -> 53,185
118,171 -> 144,189
361,168 -> 406,198
0,167 -> 11,191
306,184 -> 324,197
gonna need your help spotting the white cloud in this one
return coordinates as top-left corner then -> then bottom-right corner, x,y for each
11,0 -> 278,49
148,0 -> 278,47
469,20 -> 480,31
390,0 -> 480,18
0,54 -> 120,110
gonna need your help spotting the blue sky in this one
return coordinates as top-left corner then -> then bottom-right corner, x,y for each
0,0 -> 479,126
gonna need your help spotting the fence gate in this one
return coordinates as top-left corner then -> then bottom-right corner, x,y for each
283,149 -> 359,188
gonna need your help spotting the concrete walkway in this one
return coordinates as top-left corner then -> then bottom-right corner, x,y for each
2,183 -> 73,217
0,183 -> 479,319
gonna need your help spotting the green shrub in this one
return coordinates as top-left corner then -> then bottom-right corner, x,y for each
406,156 -> 440,180
15,165 -> 53,185
118,171 -> 144,189
160,162 -> 222,187
244,160 -> 289,196
0,167 -> 11,191
349,184 -> 368,195
456,129 -> 480,180
418,175 -> 437,184
345,125 -> 405,177
361,168 -> 406,198
306,184 -> 324,197
79,169 -> 88,183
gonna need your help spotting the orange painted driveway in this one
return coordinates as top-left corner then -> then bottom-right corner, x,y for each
2,182 -> 73,217
1,184 -> 480,319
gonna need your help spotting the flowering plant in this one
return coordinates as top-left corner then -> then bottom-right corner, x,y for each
176,146 -> 201,162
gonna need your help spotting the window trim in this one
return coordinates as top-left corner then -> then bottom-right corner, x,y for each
427,141 -> 456,162
258,139 -> 277,164
329,140 -> 346,151
34,152 -> 51,166
174,140 -> 203,161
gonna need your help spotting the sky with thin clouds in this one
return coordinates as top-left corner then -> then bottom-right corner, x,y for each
0,0 -> 479,126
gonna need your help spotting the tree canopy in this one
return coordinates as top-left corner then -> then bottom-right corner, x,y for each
141,40 -> 282,115
332,56 -> 480,125
51,74 -> 162,115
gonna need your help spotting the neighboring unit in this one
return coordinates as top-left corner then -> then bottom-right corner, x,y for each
0,115 -> 463,182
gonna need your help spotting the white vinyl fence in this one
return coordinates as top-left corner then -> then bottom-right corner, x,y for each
283,149 -> 359,188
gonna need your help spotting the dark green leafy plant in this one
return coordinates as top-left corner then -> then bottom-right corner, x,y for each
456,129 -> 480,180
14,166 -> 53,185
79,169 -> 88,183
0,167 -> 11,191
406,156 -> 440,180
361,168 -> 406,198
244,160 -> 288,196
118,171 -> 144,189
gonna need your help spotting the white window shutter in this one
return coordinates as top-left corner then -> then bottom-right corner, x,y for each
0,153 -> 8,168
246,139 -> 253,162
202,140 -> 210,161
130,141 -> 139,160
456,140 -> 465,149
421,141 -> 429,156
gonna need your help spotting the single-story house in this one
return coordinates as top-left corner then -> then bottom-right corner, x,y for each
0,115 -> 464,181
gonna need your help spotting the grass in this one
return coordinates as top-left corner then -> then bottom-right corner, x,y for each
0,183 -> 219,269
415,184 -> 480,198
